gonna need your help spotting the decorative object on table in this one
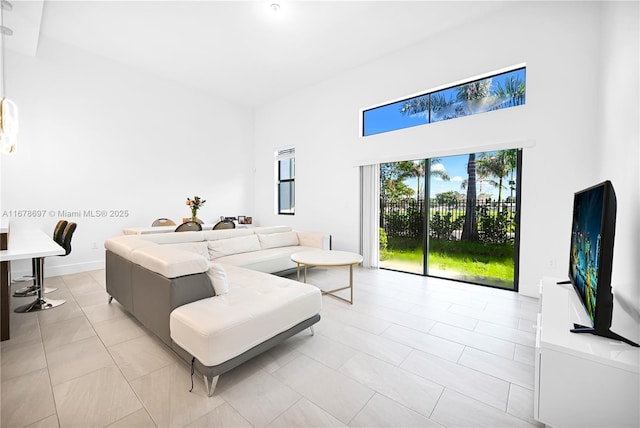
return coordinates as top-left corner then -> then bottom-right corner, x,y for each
238,216 -> 246,224
182,217 -> 203,224
246,217 -> 253,224
186,196 -> 206,223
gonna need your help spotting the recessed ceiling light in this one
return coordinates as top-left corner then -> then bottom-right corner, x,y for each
270,3 -> 280,13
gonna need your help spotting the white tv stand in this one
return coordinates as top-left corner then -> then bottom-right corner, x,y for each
534,277 -> 640,427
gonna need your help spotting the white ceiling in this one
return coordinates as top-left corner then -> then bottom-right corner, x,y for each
4,1 -> 510,107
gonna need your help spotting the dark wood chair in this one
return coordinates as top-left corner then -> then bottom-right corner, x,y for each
175,221 -> 203,232
212,220 -> 235,230
152,218 -> 176,227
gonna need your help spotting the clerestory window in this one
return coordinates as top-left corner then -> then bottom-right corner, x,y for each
362,66 -> 526,137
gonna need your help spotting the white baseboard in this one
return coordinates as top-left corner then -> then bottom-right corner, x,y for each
10,260 -> 106,279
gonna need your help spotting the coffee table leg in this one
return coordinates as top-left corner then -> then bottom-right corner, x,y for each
350,264 -> 354,304
304,265 -> 308,283
296,263 -> 300,282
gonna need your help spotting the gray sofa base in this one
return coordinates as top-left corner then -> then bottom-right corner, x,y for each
171,313 -> 321,396
106,250 -> 215,345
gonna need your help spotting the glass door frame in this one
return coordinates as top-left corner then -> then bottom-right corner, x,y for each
381,149 -> 523,292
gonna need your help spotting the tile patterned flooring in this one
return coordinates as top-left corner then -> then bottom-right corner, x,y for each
1,267 -> 544,427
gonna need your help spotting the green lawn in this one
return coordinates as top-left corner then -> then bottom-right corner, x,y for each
381,237 -> 514,287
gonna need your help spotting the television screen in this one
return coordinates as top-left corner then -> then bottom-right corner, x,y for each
569,183 -> 606,325
566,181 -> 638,347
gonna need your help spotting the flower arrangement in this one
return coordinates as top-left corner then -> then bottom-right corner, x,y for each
186,196 -> 206,223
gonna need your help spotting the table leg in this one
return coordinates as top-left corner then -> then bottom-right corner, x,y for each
303,265 -> 308,283
1,231 -> 8,341
1,260 -> 9,341
350,264 -> 354,304
319,263 -> 354,304
296,262 -> 300,282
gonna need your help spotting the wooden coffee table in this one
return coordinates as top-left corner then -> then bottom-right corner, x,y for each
291,250 -> 363,304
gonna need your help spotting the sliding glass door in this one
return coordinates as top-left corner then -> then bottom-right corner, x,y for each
379,161 -> 426,275
379,149 -> 521,290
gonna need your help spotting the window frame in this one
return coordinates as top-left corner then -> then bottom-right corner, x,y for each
361,65 -> 526,137
277,149 -> 295,215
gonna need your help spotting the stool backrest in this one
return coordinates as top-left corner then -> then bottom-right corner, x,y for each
53,220 -> 68,246
60,222 -> 77,255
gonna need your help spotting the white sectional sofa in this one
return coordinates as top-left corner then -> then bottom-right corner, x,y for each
104,226 -> 329,395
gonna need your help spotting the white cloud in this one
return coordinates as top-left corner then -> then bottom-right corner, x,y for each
431,163 -> 446,172
451,176 -> 463,181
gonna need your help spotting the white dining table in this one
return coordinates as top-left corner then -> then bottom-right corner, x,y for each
121,223 -> 254,235
121,224 -> 218,235
1,224 -> 65,339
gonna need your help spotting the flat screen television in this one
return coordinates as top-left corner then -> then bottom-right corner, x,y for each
562,180 -> 638,347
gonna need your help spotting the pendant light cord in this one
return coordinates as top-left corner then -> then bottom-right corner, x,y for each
1,2 -> 6,99
0,0 -> 10,99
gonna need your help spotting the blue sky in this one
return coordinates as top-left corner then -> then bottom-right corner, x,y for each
363,68 -> 526,136
402,152 -> 517,200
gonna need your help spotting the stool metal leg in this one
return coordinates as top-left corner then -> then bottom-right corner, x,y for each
14,258 -> 65,313
13,258 -> 56,297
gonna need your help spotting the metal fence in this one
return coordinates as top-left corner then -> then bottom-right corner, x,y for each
380,198 -> 516,242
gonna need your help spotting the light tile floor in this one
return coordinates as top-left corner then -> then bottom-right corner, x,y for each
1,267 -> 544,427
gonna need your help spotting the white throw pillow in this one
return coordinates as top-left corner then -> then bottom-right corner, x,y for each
206,262 -> 229,295
257,231 -> 299,249
208,234 -> 261,259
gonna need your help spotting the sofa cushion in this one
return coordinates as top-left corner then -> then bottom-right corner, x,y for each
296,230 -> 328,249
202,228 -> 253,242
137,232 -> 205,245
216,246 -> 316,273
170,265 -> 321,367
257,231 -> 299,249
206,262 -> 229,295
104,236 -> 157,259
170,242 -> 210,260
251,226 -> 292,235
130,246 -> 209,278
208,234 -> 261,259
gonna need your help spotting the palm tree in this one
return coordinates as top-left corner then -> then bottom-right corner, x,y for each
411,160 -> 425,201
404,159 -> 451,201
495,76 -> 525,107
455,81 -> 492,242
476,150 -> 517,205
430,159 -> 450,182
461,153 -> 478,241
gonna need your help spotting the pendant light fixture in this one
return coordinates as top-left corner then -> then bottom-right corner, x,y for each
0,0 -> 17,155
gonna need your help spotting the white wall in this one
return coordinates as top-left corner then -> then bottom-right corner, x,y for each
253,2 -> 613,299
597,1 -> 640,343
1,37 -> 254,276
